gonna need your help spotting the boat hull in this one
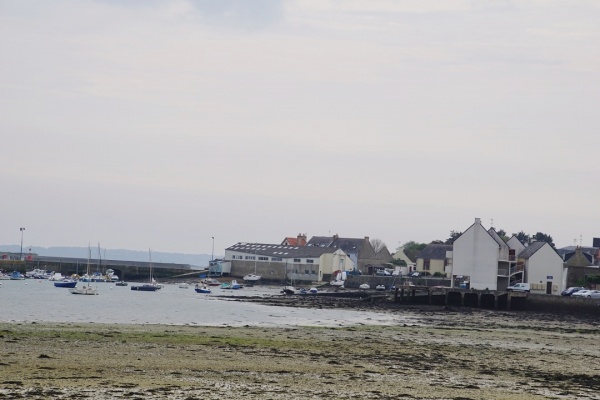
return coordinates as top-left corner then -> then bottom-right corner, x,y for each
131,285 -> 160,291
54,281 -> 78,288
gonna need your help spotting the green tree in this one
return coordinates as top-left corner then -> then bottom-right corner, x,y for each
532,232 -> 555,248
445,230 -> 462,245
513,231 -> 530,245
401,241 -> 427,262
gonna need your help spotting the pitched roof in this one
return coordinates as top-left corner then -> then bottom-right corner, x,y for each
305,236 -> 365,254
518,241 -> 546,259
488,229 -> 507,247
417,244 -> 452,260
226,242 -> 340,258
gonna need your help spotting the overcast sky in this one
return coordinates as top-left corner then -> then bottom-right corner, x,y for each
2,0 -> 599,255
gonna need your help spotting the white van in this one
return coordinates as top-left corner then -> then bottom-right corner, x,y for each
506,282 -> 530,292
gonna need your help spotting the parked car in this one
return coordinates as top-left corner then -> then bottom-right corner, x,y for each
561,287 -> 585,296
572,290 -> 600,299
409,272 -> 420,278
375,269 -> 391,276
506,282 -> 531,292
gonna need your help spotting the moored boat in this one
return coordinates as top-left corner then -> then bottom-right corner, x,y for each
194,284 -> 211,294
54,279 -> 78,288
359,283 -> 370,290
9,271 -> 25,280
201,278 -> 221,286
115,281 -> 128,286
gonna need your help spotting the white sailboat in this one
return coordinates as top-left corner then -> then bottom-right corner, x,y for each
70,245 -> 99,295
243,246 -> 261,282
131,249 -> 161,291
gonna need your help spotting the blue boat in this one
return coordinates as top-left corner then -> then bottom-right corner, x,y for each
194,284 -> 211,294
54,279 -> 78,288
9,271 -> 25,280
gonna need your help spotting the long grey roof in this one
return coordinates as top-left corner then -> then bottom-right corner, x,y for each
226,243 -> 341,258
417,244 -> 452,260
488,229 -> 507,247
305,236 -> 364,254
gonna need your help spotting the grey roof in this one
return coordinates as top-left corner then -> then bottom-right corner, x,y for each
556,246 -> 598,257
417,244 -> 452,260
517,241 -> 546,259
488,229 -> 506,247
305,236 -> 364,254
226,242 -> 341,258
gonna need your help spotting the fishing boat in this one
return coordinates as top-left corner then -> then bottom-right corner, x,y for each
130,249 -> 161,292
281,286 -> 296,295
54,278 -> 78,288
115,281 -> 128,287
178,282 -> 189,289
194,284 -> 211,294
70,246 -> 99,295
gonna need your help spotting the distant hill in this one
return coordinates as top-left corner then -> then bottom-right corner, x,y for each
0,245 -> 214,268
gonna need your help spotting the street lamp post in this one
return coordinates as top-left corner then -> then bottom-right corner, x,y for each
211,237 -> 215,262
19,227 -> 25,261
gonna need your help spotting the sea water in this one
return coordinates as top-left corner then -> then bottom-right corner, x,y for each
0,280 -> 413,327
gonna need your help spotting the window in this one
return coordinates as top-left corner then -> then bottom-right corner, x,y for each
271,257 -> 282,262
306,259 -> 314,264
245,256 -> 256,260
305,269 -> 310,275
232,255 -> 242,260
293,258 -> 301,263
258,256 -> 268,261
424,260 -> 430,271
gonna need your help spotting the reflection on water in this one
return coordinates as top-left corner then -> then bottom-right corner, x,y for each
0,280 -> 411,327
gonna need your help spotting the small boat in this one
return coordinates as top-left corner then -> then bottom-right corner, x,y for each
201,278 -> 221,286
221,280 -> 242,290
309,287 -> 318,294
9,271 -> 25,280
243,273 -> 261,282
194,284 -> 211,294
70,283 -> 98,295
115,281 -> 128,286
131,249 -> 161,292
359,283 -> 370,290
0,274 -> 11,280
375,284 -> 386,291
54,279 -> 78,288
70,246 -> 99,295
178,283 -> 189,289
130,283 -> 160,292
281,286 -> 296,295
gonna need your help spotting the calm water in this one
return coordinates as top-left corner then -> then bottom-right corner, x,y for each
0,279 -> 412,327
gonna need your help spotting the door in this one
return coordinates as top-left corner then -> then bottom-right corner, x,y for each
546,281 -> 552,294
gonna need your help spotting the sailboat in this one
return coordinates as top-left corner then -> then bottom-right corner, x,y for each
131,249 -> 161,292
243,246 -> 261,282
70,246 -> 99,295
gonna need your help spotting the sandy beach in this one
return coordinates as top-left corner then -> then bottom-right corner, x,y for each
1,299 -> 599,399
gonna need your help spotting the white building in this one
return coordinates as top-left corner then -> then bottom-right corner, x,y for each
517,241 -> 565,295
451,218 -> 519,290
224,242 -> 354,282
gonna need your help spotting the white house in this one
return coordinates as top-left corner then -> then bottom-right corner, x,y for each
451,218 -> 519,290
517,241 -> 564,295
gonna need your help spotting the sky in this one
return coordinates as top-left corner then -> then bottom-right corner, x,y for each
2,0 -> 599,255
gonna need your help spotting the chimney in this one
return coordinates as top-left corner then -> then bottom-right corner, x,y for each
475,218 -> 481,225
333,234 -> 339,241
297,233 -> 307,246
364,236 -> 370,242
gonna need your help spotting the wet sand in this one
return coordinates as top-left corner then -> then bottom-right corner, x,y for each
1,297 -> 599,399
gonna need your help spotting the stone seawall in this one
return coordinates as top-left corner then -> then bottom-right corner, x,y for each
526,293 -> 600,316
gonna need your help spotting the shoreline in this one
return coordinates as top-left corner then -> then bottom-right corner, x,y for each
2,305 -> 599,399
